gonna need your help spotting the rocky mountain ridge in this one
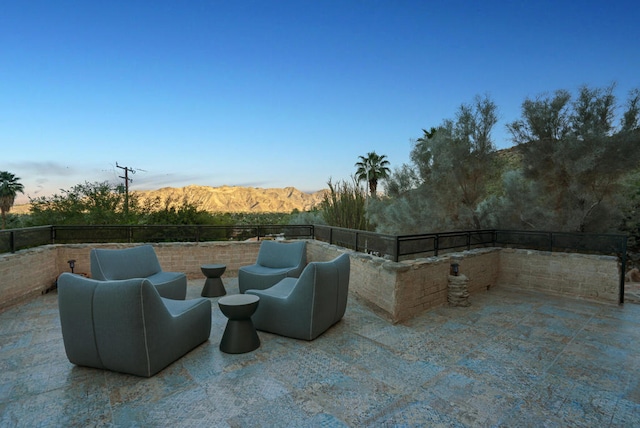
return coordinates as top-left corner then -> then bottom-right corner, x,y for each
11,185 -> 327,214
133,185 -> 326,213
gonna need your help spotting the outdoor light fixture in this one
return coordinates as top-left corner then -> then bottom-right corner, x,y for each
68,259 -> 76,274
450,263 -> 459,276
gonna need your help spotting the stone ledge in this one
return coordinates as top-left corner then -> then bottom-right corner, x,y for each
0,242 -> 623,322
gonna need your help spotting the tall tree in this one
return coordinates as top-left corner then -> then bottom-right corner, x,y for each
495,84 -> 640,232
28,181 -> 131,225
354,151 -> 391,197
419,95 -> 499,229
621,88 -> 640,132
369,95 -> 499,233
0,171 -> 24,229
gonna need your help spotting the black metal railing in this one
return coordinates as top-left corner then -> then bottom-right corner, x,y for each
396,229 -> 497,259
0,224 -> 314,252
2,225 -> 628,260
0,226 -> 53,254
0,224 -> 630,302
495,230 -> 628,256
313,226 -> 628,304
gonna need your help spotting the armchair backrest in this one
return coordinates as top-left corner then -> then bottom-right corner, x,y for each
57,273 -> 103,368
57,273 -> 168,376
256,240 -> 307,269
90,245 -> 163,280
92,278 -> 167,375
293,253 -> 350,335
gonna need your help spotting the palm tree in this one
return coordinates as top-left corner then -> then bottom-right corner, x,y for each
0,171 -> 25,229
354,151 -> 391,197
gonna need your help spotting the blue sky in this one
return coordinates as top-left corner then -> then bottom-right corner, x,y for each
3,0 -> 639,205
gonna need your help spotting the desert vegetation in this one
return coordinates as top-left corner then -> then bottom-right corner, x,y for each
4,84 -> 639,249
366,85 -> 640,241
11,181 -> 294,228
316,178 -> 370,231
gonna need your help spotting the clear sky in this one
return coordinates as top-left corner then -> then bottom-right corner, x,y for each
3,0 -> 639,205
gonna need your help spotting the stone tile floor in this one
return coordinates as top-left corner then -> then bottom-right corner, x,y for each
1,278 -> 639,427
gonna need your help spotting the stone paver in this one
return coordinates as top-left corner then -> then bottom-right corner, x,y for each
0,279 -> 639,427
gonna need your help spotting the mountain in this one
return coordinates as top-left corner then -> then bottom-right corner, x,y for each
11,185 -> 327,214
134,185 -> 326,213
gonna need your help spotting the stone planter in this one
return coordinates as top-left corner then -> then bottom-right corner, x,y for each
448,274 -> 470,307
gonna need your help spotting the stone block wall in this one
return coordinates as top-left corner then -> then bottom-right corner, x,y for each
393,257 -> 450,321
0,241 -> 623,319
56,242 -> 263,279
0,242 -> 264,312
456,248 -> 501,294
497,248 -> 620,302
0,246 -> 58,310
306,241 -> 492,323
375,248 -> 500,323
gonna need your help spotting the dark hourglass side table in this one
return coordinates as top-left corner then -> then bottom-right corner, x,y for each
218,294 -> 260,354
200,264 -> 227,297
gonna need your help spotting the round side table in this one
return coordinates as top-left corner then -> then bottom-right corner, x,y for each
200,264 -> 226,297
218,294 -> 260,354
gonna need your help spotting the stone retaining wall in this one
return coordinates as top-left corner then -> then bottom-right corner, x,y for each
54,241 -> 262,278
497,248 -> 620,302
0,242 -> 263,312
0,245 -> 58,310
309,243 -> 501,323
0,241 -> 623,321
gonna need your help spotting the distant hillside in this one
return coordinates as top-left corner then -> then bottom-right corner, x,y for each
133,185 -> 326,213
11,185 -> 327,214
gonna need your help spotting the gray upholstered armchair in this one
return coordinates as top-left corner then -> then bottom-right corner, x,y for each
90,245 -> 187,300
238,240 -> 307,293
57,273 -> 211,377
246,253 -> 350,340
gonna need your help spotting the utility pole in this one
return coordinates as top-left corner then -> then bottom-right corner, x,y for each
116,162 -> 135,214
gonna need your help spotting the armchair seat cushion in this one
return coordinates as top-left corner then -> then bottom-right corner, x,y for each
241,265 -> 293,277
255,277 -> 297,299
239,240 -> 306,293
146,271 -> 188,300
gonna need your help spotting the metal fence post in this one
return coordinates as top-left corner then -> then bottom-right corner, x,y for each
619,236 -> 628,305
394,236 -> 400,262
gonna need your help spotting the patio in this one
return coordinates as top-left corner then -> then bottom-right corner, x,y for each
1,279 -> 639,427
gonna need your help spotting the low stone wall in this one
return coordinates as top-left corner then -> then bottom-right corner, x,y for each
307,242 -> 620,323
0,242 -> 263,312
0,241 -> 623,320
0,245 -> 59,310
497,248 -> 620,302
55,241 -> 264,279
307,242 -> 501,323
359,248 -> 500,323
